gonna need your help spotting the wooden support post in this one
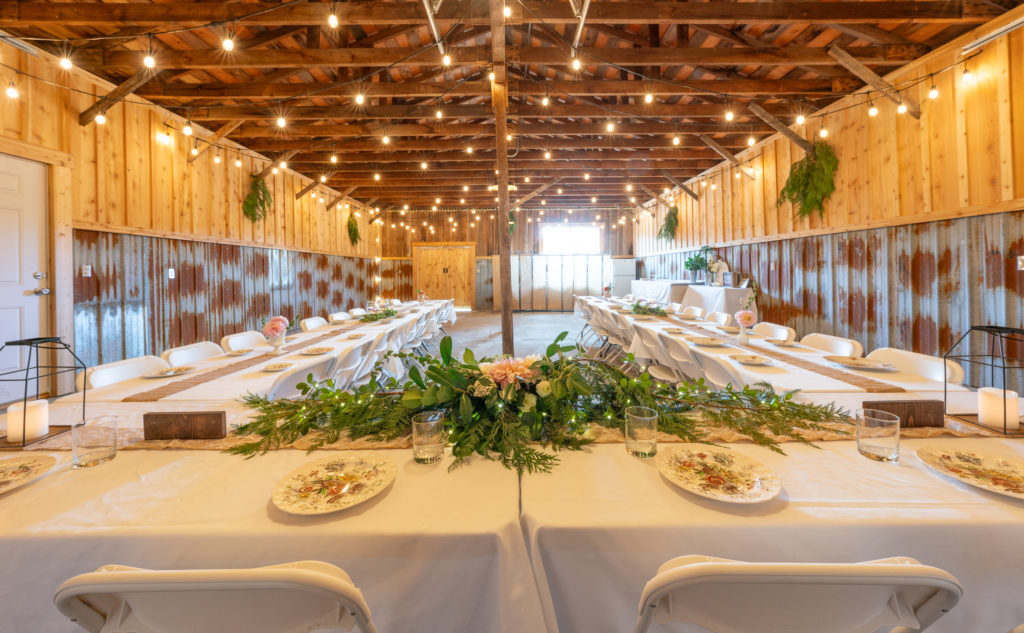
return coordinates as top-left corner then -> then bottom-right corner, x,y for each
78,69 -> 153,125
513,177 -> 563,207
826,44 -> 921,119
658,169 -> 699,201
187,120 -> 243,163
745,102 -> 816,154
698,135 -> 755,180
490,0 -> 514,355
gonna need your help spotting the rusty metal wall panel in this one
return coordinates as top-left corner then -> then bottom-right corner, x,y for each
475,258 -> 493,310
638,210 -> 1024,389
378,259 -> 413,301
73,230 -> 375,367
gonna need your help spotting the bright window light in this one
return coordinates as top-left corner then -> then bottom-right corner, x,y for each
540,224 -> 601,255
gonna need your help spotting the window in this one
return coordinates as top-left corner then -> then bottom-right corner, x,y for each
540,224 -> 601,255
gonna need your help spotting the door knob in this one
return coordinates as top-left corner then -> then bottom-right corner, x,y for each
33,288 -> 50,296
33,271 -> 47,279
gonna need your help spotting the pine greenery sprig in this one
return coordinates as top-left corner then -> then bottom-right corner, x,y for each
656,205 -> 679,241
242,174 -> 273,223
347,211 -> 361,245
778,141 -> 839,219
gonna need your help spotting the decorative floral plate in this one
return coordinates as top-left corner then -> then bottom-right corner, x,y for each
730,354 -> 772,366
145,366 -> 194,378
226,348 -> 252,357
0,455 -> 56,495
301,346 -> 333,355
663,327 -> 684,334
718,326 -> 741,334
687,337 -> 725,347
656,445 -> 781,503
917,446 -> 1024,500
346,333 -> 364,340
263,362 -> 293,372
272,455 -> 397,515
823,355 -> 896,371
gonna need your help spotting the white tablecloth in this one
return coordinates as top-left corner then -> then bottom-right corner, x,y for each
629,280 -> 691,304
681,285 -> 756,319
520,439 -> 1024,633
0,448 -> 546,633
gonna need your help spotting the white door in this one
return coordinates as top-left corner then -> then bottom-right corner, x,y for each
0,154 -> 49,404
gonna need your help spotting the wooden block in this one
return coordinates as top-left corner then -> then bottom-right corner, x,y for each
861,400 -> 945,428
143,411 -> 227,440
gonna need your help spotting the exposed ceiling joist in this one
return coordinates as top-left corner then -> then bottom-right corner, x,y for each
826,44 -> 922,119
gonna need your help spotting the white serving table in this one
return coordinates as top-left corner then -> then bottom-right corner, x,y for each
520,439 -> 1024,633
681,284 -> 756,319
0,448 -> 547,633
629,280 -> 691,304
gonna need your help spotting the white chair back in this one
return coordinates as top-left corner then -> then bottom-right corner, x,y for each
866,347 -> 965,385
352,330 -> 392,384
632,326 -> 663,362
668,302 -> 682,313
300,316 -> 328,332
680,305 -> 705,319
349,308 -> 367,317
329,311 -> 351,323
658,333 -> 702,382
633,555 -> 961,633
160,342 -> 224,367
801,333 -> 864,357
265,356 -> 337,400
752,321 -> 797,343
76,356 -> 169,391
54,561 -> 378,633
220,330 -> 267,352
331,339 -> 374,390
705,311 -> 731,327
691,348 -> 745,390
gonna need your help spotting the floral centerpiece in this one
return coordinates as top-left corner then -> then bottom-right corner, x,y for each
230,333 -> 846,473
602,285 -> 611,298
360,308 -> 398,323
630,301 -> 667,317
262,316 -> 289,353
417,289 -> 426,303
734,309 -> 756,344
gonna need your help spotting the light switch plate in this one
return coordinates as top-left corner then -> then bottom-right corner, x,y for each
1018,255 -> 1024,271
80,265 -> 91,278
167,268 -> 176,279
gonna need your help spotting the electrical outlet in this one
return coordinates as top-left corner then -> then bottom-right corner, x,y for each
80,265 -> 92,278
1018,255 -> 1024,271
167,268 -> 176,280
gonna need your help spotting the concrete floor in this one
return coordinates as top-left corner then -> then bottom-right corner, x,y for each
442,310 -> 584,359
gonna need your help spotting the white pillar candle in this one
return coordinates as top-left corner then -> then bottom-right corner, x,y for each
978,387 -> 1020,431
6,399 -> 49,443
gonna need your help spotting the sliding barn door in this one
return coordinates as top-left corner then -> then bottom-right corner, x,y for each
412,242 -> 476,309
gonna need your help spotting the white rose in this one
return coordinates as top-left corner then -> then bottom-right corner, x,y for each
536,380 -> 552,398
522,393 -> 537,412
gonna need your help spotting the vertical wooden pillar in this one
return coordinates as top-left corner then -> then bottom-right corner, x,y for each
492,71 -> 514,355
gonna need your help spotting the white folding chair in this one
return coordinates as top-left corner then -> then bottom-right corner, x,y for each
349,308 -> 367,317
752,321 -> 797,343
300,316 -> 328,331
866,347 -> 965,385
75,356 -> 170,391
658,333 -> 702,382
220,330 -> 267,352
633,327 -> 680,383
329,311 -> 351,323
668,302 -> 682,313
265,356 -> 337,400
705,311 -> 731,327
54,561 -> 378,633
680,305 -> 705,319
330,339 -> 374,390
350,330 -> 392,387
160,341 -> 224,367
801,333 -> 865,357
691,348 -> 746,390
633,555 -> 961,633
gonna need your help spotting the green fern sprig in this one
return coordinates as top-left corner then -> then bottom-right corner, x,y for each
656,205 -> 679,241
777,141 -> 839,219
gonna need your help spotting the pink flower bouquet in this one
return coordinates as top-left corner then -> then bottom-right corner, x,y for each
262,316 -> 288,339
734,310 -> 756,328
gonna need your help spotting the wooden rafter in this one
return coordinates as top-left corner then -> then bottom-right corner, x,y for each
745,102 -> 816,154
698,135 -> 755,180
826,44 -> 922,119
187,120 -> 243,163
513,177 -> 564,207
658,170 -> 700,201
77,69 -> 153,125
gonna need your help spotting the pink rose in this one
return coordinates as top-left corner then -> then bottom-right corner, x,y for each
734,310 -> 756,328
262,321 -> 286,338
270,315 -> 289,327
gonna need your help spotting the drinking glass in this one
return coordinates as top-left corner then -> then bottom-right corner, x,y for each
625,406 -> 657,458
72,415 -> 118,468
855,408 -> 900,463
412,411 -> 445,464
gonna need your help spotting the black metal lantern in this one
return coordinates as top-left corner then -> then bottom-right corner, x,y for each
943,326 -> 1023,437
0,337 -> 86,449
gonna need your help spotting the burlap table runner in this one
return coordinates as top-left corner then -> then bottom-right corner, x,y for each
121,320 -> 367,402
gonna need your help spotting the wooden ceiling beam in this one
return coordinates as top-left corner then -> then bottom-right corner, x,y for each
658,169 -> 700,202
285,148 -> 728,163
77,68 -> 154,125
745,102 -> 816,154
313,158 -> 722,171
698,135 -> 755,180
241,137 -> 754,152
186,120 -> 243,163
827,23 -> 912,45
0,2 -> 993,27
826,44 -> 922,118
230,121 -> 775,137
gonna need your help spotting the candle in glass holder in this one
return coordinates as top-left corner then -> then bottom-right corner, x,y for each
978,387 -> 1020,430
6,399 -> 50,443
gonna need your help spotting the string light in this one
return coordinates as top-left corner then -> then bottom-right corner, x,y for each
190,146 -> 198,156
584,172 -> 590,180
235,158 -> 242,167
279,160 -> 287,169
182,122 -> 193,136
868,99 -> 878,117
5,82 -> 19,99
143,54 -> 156,69
928,84 -> 939,100
747,136 -> 755,146
591,196 -> 597,203
59,56 -> 72,70
222,35 -> 235,51
320,175 -> 328,182
644,93 -> 653,104
488,71 -> 496,81
442,54 -> 451,66
795,114 -> 806,125
463,185 -> 469,191
355,93 -> 365,105
381,135 -> 390,144
544,151 -> 551,159
330,154 -> 338,164
525,177 -> 530,182
541,95 -> 549,106
572,57 -> 581,71
435,109 -> 443,119
214,154 -> 221,164
724,108 -> 734,122
962,67 -> 974,84
672,136 -> 680,146
819,126 -> 829,138
276,116 -> 286,128
421,162 -> 428,169
466,146 -> 473,154
327,2 -> 340,28
374,173 -> 381,181
605,121 -> 615,132
897,101 -> 908,114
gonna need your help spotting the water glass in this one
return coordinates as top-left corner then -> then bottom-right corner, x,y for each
625,406 -> 658,458
855,408 -> 900,463
72,415 -> 118,468
412,411 -> 445,464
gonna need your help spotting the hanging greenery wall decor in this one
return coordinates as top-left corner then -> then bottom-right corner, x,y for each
346,211 -> 361,246
777,141 -> 839,219
242,174 -> 273,223
656,206 -> 679,241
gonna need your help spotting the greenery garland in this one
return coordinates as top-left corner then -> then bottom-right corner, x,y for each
347,211 -> 361,245
359,308 -> 397,323
242,174 -> 273,223
229,333 -> 847,473
656,206 -> 679,241
778,141 -> 839,219
630,302 -> 667,316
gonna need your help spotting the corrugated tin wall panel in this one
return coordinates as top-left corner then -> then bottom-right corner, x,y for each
73,230 -> 375,367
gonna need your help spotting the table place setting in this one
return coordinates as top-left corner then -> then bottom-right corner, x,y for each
655,444 -> 783,504
271,454 -> 398,516
144,366 -> 195,379
225,348 -> 253,357
299,346 -> 334,356
0,454 -> 57,496
916,446 -> 1024,500
263,362 -> 293,372
825,355 -> 897,371
729,353 -> 773,367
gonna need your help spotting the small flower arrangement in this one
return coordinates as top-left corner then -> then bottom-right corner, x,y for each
734,310 -> 756,328
360,308 -> 398,323
262,315 -> 289,339
631,301 -> 667,317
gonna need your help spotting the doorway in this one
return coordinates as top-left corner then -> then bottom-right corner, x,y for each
0,154 -> 50,403
412,242 -> 475,309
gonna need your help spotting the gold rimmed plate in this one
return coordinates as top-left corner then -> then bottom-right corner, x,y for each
144,366 -> 194,379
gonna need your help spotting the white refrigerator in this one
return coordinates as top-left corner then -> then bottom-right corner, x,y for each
610,257 -> 635,296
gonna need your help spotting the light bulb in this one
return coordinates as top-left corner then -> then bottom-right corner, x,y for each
442,54 -> 451,66
381,135 -> 390,144
928,85 -> 939,100
525,176 -> 530,182
435,197 -> 441,204
143,54 -> 155,69
503,5 -> 511,17
182,124 -> 193,136
330,154 -> 338,163
190,147 -> 198,156
374,173 -> 381,181
897,102 -> 908,114
328,12 -> 339,28
591,196 -> 597,203
222,37 -> 234,51
59,57 -> 72,70
435,109 -> 443,119
868,104 -> 878,117
463,185 -> 469,191
461,199 -> 465,204
626,184 -> 633,191
962,68 -> 974,84
735,171 -> 740,179
506,134 -> 512,141
279,160 -> 287,169
488,71 -> 495,81
557,188 -> 563,194
5,82 -> 18,99
819,127 -> 828,138
421,162 -> 428,169
572,57 -> 581,70
235,159 -> 242,167
795,114 -> 806,125
544,151 -> 551,159
606,121 -> 615,132
355,93 -> 364,105
584,172 -> 590,180
541,96 -> 549,106
672,136 -> 680,146
724,110 -> 734,121
214,154 -> 221,164
320,175 -> 328,182
747,136 -> 755,146
701,181 -> 707,188
644,93 -> 653,104
466,146 -> 473,154
276,117 -> 286,128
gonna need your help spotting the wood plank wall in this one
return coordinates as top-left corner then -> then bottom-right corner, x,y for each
73,229 -> 377,367
0,42 -> 378,257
